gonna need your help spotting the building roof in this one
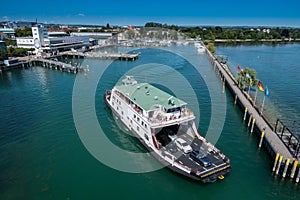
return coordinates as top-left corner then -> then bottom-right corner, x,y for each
115,82 -> 186,112
0,28 -> 14,34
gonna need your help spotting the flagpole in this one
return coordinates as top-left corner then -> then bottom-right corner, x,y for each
260,94 -> 266,115
254,89 -> 258,105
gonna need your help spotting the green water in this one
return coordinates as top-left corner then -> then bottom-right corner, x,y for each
0,45 -> 299,199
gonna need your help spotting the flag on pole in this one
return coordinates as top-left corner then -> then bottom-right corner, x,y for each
250,78 -> 253,86
257,81 -> 265,92
241,69 -> 245,76
265,86 -> 269,96
246,73 -> 251,79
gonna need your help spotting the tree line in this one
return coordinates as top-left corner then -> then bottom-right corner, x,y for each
145,22 -> 300,41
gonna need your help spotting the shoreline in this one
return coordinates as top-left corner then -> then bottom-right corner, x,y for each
206,38 -> 300,45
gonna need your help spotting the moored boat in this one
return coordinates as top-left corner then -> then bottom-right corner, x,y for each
104,76 -> 231,183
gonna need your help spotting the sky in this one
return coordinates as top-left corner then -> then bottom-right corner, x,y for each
1,0 -> 300,27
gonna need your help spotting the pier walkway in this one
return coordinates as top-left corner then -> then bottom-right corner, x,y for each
206,49 -> 293,159
204,46 -> 300,182
59,51 -> 140,61
29,58 -> 84,73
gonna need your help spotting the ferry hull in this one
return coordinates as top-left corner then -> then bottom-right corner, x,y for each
104,91 -> 231,183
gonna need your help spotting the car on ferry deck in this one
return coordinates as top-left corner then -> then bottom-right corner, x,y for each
190,150 -> 212,167
175,138 -> 192,153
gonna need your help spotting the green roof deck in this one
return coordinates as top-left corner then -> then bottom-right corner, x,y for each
115,83 -> 187,112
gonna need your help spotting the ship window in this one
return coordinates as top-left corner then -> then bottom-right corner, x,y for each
112,102 -> 114,106
121,111 -> 124,115
137,118 -> 140,122
141,121 -> 144,126
137,126 -> 140,131
145,124 -> 147,128
144,134 -> 149,141
113,96 -> 115,100
134,114 -> 136,118
130,120 -> 132,124
117,107 -> 119,110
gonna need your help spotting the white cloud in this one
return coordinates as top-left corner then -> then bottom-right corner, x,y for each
78,13 -> 85,17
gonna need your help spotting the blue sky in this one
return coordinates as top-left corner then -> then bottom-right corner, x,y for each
1,0 -> 300,27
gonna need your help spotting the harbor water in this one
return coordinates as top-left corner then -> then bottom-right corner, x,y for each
0,44 -> 300,199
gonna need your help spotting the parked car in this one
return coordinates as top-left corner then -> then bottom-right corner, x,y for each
174,138 -> 192,153
190,150 -> 212,167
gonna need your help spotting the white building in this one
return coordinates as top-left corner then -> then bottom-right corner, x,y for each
16,37 -> 34,48
70,32 -> 118,44
32,26 -> 48,47
16,25 -> 91,52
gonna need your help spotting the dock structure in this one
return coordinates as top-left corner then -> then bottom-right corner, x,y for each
0,57 -> 87,74
29,58 -> 85,73
204,47 -> 300,182
59,51 -> 140,61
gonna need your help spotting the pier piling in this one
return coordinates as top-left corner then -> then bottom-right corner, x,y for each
282,158 -> 290,178
243,107 -> 248,121
258,131 -> 265,148
234,95 -> 238,105
296,168 -> 300,183
290,160 -> 298,179
248,114 -> 253,127
273,153 -> 280,172
276,155 -> 283,175
250,118 -> 256,133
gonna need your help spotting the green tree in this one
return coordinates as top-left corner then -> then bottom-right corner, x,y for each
236,67 -> 258,89
126,30 -> 135,39
0,49 -> 8,61
155,30 -> 163,40
4,39 -> 16,46
207,43 -> 216,53
14,27 -> 32,37
169,30 -> 178,40
7,47 -> 34,57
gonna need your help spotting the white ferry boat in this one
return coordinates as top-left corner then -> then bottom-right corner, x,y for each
194,40 -> 206,53
105,76 -> 231,183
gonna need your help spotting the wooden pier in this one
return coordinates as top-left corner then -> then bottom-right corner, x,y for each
204,46 -> 300,182
0,58 -> 87,74
59,51 -> 140,61
30,58 -> 86,73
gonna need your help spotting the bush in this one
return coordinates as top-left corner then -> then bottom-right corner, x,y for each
207,43 -> 216,53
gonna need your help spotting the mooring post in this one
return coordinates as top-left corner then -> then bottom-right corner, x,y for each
290,160 -> 298,179
248,114 -> 253,127
282,158 -> 290,178
243,107 -> 248,121
276,155 -> 283,175
296,167 -> 300,183
250,118 -> 256,133
258,131 -> 265,148
272,153 -> 280,172
222,78 -> 225,93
